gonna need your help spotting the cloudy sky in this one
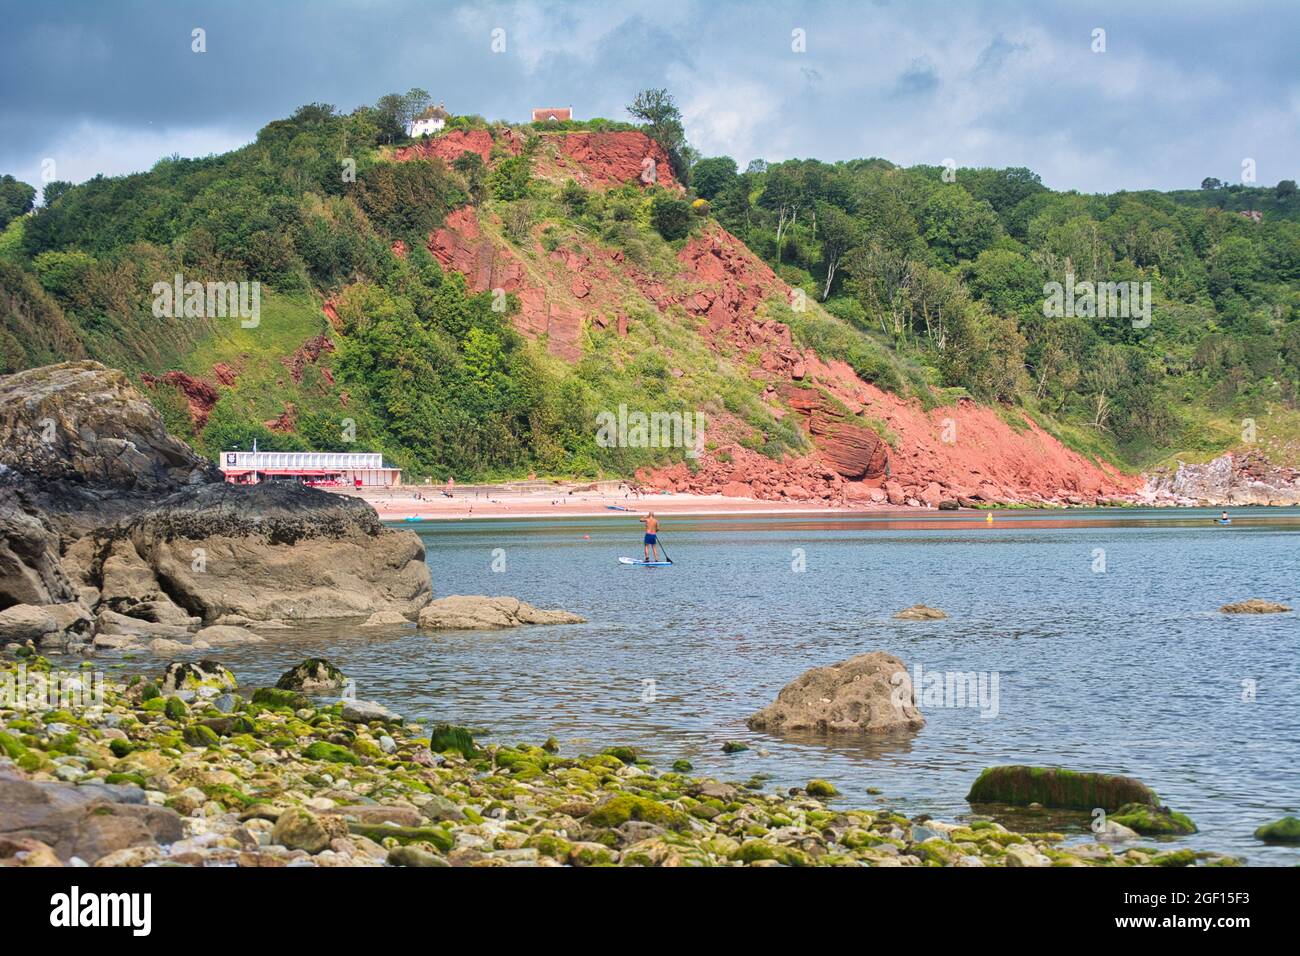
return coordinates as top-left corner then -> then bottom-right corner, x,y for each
2,0 -> 1297,198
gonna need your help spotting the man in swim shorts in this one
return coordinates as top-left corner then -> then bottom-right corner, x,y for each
640,511 -> 660,562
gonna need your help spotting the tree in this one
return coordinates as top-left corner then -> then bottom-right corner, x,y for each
0,175 -> 36,228
1200,177 -> 1224,190
921,188 -> 1001,264
816,203 -> 859,300
1277,180 -> 1297,201
691,156 -> 738,201
628,88 -> 689,182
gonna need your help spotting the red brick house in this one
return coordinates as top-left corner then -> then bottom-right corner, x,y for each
531,107 -> 572,123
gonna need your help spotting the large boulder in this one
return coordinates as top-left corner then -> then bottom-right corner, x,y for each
746,651 -> 925,734
0,767 -> 184,864
417,595 -> 586,631
119,482 -> 431,622
0,361 -> 219,529
966,766 -> 1159,811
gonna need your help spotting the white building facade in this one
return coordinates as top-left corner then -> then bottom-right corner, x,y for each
220,450 -> 401,487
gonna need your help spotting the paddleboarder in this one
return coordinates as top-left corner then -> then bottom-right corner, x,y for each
640,511 -> 661,562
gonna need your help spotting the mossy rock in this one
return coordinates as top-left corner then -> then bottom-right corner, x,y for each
164,696 -> 188,720
276,657 -> 347,692
1150,848 -> 1198,867
586,793 -> 690,831
671,759 -> 693,773
1253,816 -> 1300,844
304,741 -> 360,765
427,723 -> 476,759
347,822 -> 453,852
523,833 -> 574,859
967,765 -> 1158,812
541,736 -> 560,753
0,731 -> 27,759
602,746 -> 639,765
108,739 -> 134,758
352,738 -> 384,759
104,772 -> 147,788
182,724 -> 221,748
251,687 -> 311,711
1110,803 -> 1197,835
806,779 -> 838,797
722,741 -> 749,754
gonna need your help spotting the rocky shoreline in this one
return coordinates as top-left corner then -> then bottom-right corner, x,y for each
0,655 -> 1248,868
1,362 -> 432,653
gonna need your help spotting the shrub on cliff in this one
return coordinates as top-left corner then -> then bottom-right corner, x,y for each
650,193 -> 693,241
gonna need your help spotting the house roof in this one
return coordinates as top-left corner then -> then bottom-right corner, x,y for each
415,104 -> 450,121
532,107 -> 572,122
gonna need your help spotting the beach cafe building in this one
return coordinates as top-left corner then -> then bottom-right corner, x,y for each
219,450 -> 401,488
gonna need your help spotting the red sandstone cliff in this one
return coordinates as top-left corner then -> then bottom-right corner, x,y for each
392,130 -> 1135,506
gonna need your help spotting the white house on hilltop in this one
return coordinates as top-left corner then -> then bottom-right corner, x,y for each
406,103 -> 450,138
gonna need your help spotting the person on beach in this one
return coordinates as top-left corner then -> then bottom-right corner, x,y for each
444,477 -> 454,498
640,511 -> 661,562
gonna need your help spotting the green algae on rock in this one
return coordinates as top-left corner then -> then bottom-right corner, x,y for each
966,766 -> 1159,812
1109,802 -> 1198,836
1253,816 -> 1300,843
0,657 -> 1240,868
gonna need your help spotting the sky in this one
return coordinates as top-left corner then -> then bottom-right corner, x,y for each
2,0 -> 1297,198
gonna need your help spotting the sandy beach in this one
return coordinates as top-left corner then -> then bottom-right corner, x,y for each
338,481 -> 886,521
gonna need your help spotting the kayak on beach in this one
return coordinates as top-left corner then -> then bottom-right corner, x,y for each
619,557 -> 673,567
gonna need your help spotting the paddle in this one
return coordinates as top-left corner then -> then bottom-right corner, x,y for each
655,535 -> 673,564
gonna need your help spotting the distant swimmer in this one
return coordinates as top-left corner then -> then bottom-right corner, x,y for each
640,511 -> 661,562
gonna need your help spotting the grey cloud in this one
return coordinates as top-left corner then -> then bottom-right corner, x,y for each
0,0 -> 1297,195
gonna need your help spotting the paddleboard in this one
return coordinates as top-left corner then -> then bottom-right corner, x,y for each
618,557 -> 673,566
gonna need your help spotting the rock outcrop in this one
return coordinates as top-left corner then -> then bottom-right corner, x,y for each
0,361 -> 219,529
1141,451 -> 1300,506
1219,598 -> 1291,614
0,361 -> 433,644
417,595 -> 586,630
0,766 -> 184,864
746,651 -> 925,735
115,482 -> 431,623
553,132 -> 678,190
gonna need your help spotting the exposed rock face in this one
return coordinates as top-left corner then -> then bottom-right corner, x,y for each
0,487 -> 75,608
746,651 -> 925,735
1220,598 -> 1291,614
1141,451 -> 1300,506
781,385 -> 889,479
140,370 -> 220,430
966,766 -> 1160,812
118,482 -> 431,623
417,595 -> 586,630
427,206 -> 586,361
0,766 -> 184,864
0,361 -> 218,498
394,128 -> 515,165
553,132 -> 678,190
0,361 -> 434,639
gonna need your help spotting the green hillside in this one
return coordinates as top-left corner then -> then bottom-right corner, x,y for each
2,91 -> 1298,479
